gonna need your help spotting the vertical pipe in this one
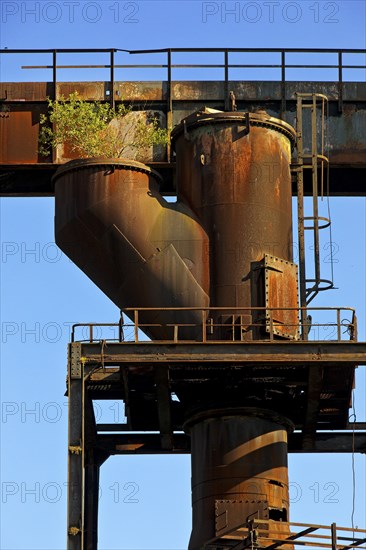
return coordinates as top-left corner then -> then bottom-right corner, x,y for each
338,52 -> 343,112
224,49 -> 229,110
353,313 -> 358,341
321,97 -> 325,199
167,49 -> 172,161
331,522 -> 338,550
269,310 -> 274,341
201,310 -> 207,343
52,50 -> 57,101
118,313 -> 124,343
281,50 -> 286,118
134,310 -> 139,343
110,49 -> 115,109
337,309 -> 341,341
51,50 -> 57,164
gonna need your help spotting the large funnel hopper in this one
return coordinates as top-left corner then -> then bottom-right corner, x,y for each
54,158 -> 209,340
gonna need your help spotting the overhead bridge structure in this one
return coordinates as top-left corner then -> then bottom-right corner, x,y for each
0,48 -> 365,550
0,47 -> 366,196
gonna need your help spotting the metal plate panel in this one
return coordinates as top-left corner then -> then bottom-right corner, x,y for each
264,254 -> 299,340
0,105 -> 48,163
69,342 -> 82,379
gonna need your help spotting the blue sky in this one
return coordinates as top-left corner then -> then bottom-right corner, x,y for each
0,1 -> 366,549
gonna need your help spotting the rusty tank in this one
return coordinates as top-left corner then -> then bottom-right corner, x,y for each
171,109 -> 297,340
185,409 -> 293,549
171,110 -> 297,549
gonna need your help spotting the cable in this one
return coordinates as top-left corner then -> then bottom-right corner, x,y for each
349,390 -> 357,538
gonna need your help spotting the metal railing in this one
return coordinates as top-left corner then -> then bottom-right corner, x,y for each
70,306 -> 357,344
204,519 -> 366,550
1,47 -> 365,113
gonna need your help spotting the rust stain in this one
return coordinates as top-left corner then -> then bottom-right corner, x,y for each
0,105 -> 48,163
172,111 -> 296,340
54,159 -> 209,341
188,412 -> 292,549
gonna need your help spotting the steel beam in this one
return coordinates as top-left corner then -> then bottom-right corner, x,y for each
0,164 -> 365,197
93,432 -> 366,455
79,341 -> 366,366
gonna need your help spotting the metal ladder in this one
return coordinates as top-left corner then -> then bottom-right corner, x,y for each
295,93 -> 334,338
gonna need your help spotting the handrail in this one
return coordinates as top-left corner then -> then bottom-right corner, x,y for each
70,306 -> 357,344
1,47 -> 364,53
204,519 -> 366,550
1,48 -> 365,113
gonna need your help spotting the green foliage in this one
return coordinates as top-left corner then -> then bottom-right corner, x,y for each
39,92 -> 169,160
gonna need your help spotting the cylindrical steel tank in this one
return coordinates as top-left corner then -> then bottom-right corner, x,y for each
185,409 -> 293,550
172,111 -> 297,548
172,111 -> 296,339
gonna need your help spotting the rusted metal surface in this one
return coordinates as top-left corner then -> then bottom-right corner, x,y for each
75,337 -> 359,432
64,331 -> 362,549
1,80 -> 366,170
54,158 -> 209,341
57,82 -> 106,101
2,47 -> 364,549
185,410 -> 292,549
71,306 -> 357,343
65,335 -> 364,550
0,81 -> 50,101
78,339 -> 364,364
2,80 -> 366,103
172,110 -> 296,340
54,113 -> 298,342
0,104 -> 49,163
263,255 -> 299,339
93,431 -> 366,454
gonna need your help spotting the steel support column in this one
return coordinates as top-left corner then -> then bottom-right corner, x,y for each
67,342 -> 83,549
84,453 -> 101,550
155,365 -> 174,450
67,343 -> 110,550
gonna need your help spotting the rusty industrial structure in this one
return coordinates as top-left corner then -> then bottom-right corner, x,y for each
1,48 -> 366,550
